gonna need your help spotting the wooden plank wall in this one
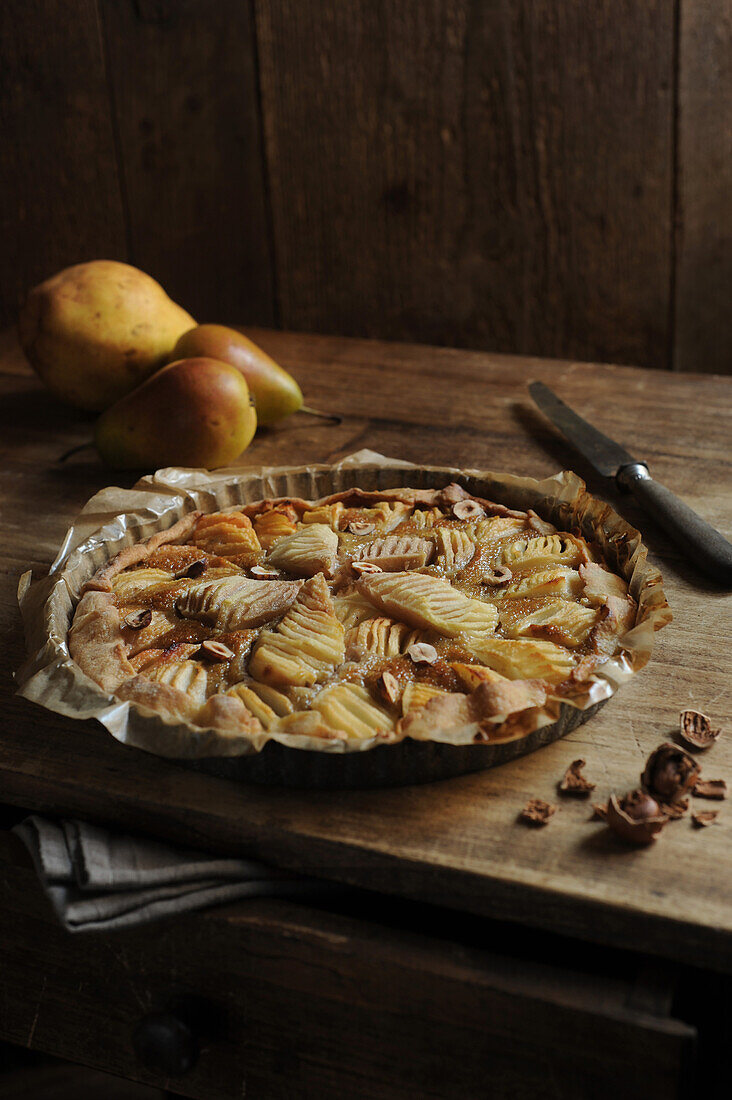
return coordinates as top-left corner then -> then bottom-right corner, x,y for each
674,0 -> 732,375
0,0 -> 728,374
0,0 -> 128,318
101,0 -> 275,327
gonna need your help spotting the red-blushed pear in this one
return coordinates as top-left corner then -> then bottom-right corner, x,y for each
94,357 -> 257,469
173,324 -> 303,426
19,261 -> 195,411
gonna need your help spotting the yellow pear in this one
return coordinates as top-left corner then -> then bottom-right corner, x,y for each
94,357 -> 257,469
173,324 -> 303,425
18,260 -> 195,410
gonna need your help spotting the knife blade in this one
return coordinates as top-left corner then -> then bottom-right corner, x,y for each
528,381 -> 639,477
528,381 -> 732,583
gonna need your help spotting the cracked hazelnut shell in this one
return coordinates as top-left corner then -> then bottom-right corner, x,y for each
606,789 -> 667,845
641,742 -> 701,803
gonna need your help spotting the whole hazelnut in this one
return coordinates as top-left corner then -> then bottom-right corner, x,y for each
620,789 -> 662,821
641,743 -> 700,803
605,788 -> 668,845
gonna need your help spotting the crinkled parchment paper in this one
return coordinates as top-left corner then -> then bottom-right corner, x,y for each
15,451 -> 672,772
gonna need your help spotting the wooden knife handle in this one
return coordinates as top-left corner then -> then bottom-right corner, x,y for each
617,463 -> 732,585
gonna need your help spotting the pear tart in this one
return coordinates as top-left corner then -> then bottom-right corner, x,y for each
69,483 -> 638,751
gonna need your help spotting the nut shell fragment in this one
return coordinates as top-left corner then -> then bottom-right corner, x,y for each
199,640 -> 235,663
352,561 -> 383,575
692,778 -> 727,800
123,609 -> 152,630
250,565 -> 279,579
483,565 -> 513,587
679,709 -> 722,751
380,670 -> 401,704
406,642 -> 439,665
692,811 -> 719,828
641,742 -> 701,804
660,797 -> 689,820
175,559 -> 206,579
606,790 -> 667,845
559,758 -> 596,797
519,798 -> 556,827
452,500 -> 484,521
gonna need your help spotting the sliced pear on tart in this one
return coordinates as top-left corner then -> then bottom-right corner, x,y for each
345,616 -> 422,660
176,575 -> 303,631
193,511 -> 261,561
352,534 -> 433,572
498,567 -> 583,601
501,534 -> 584,573
332,590 -> 381,631
357,571 -> 499,637
112,568 -> 175,602
449,662 -> 510,691
500,598 -> 599,647
310,682 -> 395,740
145,657 -> 209,707
472,516 -> 530,543
411,507 -> 445,529
434,527 -> 476,574
463,635 -> 576,683
227,683 -> 282,728
266,523 -> 339,578
400,681 -> 450,714
301,502 -> 345,529
254,509 -> 297,549
344,501 -> 413,532
248,573 -> 345,687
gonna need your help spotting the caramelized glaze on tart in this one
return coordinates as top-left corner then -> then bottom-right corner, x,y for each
69,484 -> 637,749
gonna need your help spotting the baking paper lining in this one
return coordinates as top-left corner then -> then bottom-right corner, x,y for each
15,451 -> 672,759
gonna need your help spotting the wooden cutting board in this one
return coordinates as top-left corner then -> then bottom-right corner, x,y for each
1,327 -> 730,971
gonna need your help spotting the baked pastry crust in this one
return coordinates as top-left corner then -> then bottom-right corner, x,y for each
68,482 -> 638,751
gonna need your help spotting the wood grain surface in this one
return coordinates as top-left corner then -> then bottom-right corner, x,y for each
99,0 -> 275,327
2,2 -> 729,377
674,0 -> 732,375
0,835 -> 694,1099
255,0 -> 674,369
0,0 -> 127,321
1,328 -> 731,971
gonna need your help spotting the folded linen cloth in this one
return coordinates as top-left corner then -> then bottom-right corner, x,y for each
14,815 -> 334,933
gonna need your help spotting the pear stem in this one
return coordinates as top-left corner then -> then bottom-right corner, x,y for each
299,405 -> 342,426
58,440 -> 96,463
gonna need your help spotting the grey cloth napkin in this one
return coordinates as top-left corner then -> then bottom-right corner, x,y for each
14,815 -> 331,933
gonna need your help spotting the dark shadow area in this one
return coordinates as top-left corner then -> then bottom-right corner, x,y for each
0,1041 -> 165,1097
0,386 -> 93,438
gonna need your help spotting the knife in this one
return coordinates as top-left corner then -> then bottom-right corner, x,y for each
529,381 -> 732,583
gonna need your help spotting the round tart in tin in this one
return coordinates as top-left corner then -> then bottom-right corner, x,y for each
18,457 -> 672,787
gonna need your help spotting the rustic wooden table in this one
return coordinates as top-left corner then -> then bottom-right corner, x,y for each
1,328 -> 730,1097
